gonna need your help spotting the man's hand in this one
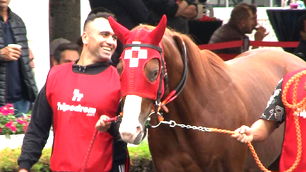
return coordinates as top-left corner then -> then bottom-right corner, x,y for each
254,25 -> 269,41
0,45 -> 22,61
177,5 -> 197,19
231,125 -> 254,143
95,115 -> 112,132
176,0 -> 188,17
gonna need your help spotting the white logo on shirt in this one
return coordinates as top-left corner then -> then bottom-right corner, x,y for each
56,89 -> 96,116
72,89 -> 84,102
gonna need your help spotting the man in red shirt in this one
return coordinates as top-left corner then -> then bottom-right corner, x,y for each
232,69 -> 306,171
17,10 -> 129,172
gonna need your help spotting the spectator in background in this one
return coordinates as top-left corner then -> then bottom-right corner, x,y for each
209,3 -> 268,55
0,0 -> 37,116
89,0 -> 203,34
53,42 -> 80,65
294,14 -> 306,61
49,37 -> 70,66
89,1 -> 151,30
143,0 -> 200,33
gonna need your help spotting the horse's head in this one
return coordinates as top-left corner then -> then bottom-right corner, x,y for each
109,15 -> 167,144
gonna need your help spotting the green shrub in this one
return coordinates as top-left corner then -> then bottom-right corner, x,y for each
0,141 -> 151,172
0,148 -> 51,172
0,148 -> 20,172
128,140 -> 151,160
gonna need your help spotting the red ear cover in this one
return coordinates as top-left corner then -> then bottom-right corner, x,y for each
108,16 -> 130,44
149,15 -> 167,45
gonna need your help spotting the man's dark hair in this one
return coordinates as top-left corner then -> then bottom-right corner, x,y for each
54,43 -> 80,63
239,3 -> 257,14
228,3 -> 254,25
83,7 -> 116,30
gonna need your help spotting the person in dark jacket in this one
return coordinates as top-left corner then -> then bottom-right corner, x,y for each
89,0 -> 152,30
209,3 -> 268,55
17,10 -> 129,172
143,0 -> 198,33
89,0 -> 200,33
0,0 -> 37,116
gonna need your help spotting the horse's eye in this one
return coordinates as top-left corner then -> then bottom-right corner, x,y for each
149,69 -> 159,82
145,59 -> 160,82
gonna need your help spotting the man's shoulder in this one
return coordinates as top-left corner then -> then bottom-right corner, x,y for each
8,10 -> 22,20
48,63 -> 72,78
221,24 -> 241,35
210,24 -> 242,43
8,11 -> 25,26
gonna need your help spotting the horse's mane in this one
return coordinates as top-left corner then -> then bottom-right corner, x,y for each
132,24 -> 231,87
163,28 -> 231,87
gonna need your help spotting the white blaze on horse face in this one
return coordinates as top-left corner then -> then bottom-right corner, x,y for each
124,41 -> 148,67
120,95 -> 144,144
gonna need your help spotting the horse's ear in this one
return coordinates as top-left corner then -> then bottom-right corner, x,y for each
108,16 -> 130,44
149,15 -> 167,45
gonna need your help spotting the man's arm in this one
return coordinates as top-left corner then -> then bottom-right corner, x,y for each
232,79 -> 285,143
252,25 -> 269,49
18,86 -> 52,171
232,119 -> 278,143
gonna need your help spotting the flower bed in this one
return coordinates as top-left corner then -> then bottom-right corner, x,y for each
0,104 -> 31,136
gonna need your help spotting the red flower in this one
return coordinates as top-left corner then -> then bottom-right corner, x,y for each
17,118 -> 26,124
0,103 -> 14,115
5,121 -> 17,132
0,103 -> 31,135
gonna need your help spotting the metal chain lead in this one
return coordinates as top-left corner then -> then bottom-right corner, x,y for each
159,120 -> 212,132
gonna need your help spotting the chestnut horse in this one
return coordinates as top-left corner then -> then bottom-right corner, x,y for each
109,16 -> 306,172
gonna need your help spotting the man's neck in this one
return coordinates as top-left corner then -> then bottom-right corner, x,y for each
0,7 -> 9,22
78,50 -> 109,66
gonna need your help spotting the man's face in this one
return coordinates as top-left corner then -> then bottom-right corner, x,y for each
242,11 -> 257,34
59,49 -> 79,64
83,18 -> 117,62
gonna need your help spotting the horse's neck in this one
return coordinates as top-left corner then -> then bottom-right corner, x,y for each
187,50 -> 231,93
165,50 -> 233,120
